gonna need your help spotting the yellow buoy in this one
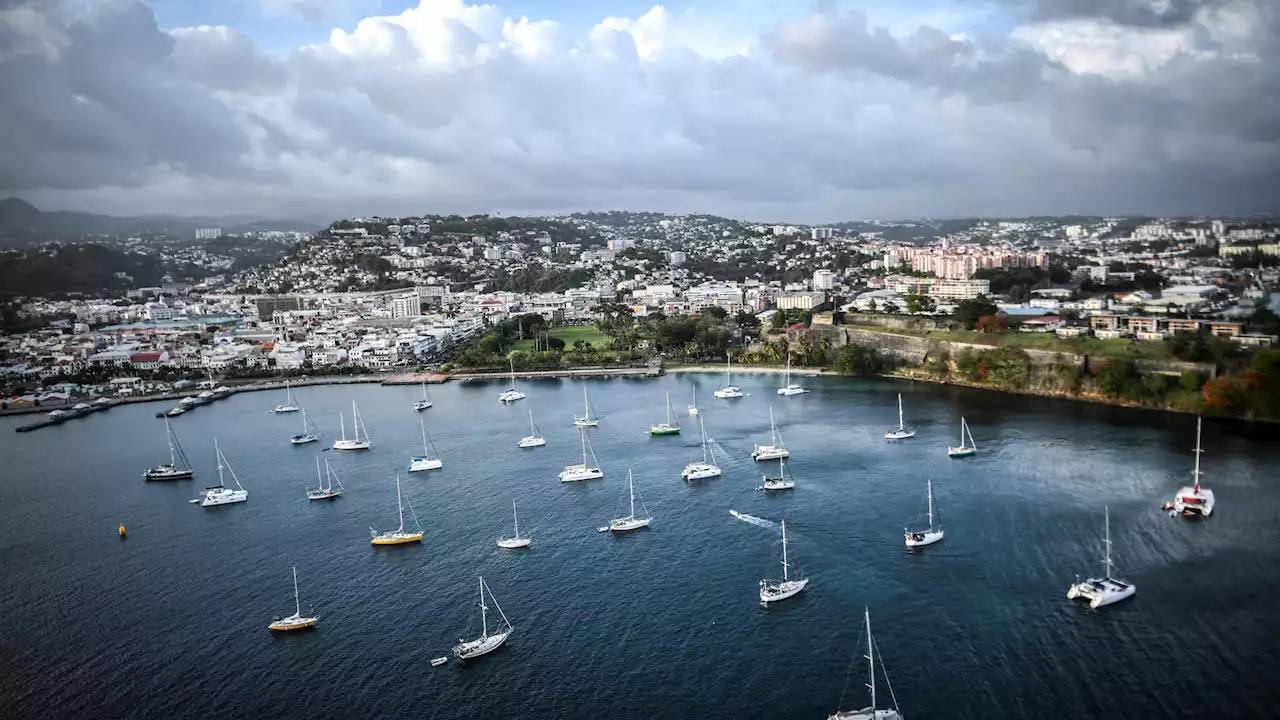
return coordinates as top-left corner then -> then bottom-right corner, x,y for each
118,524 -> 127,537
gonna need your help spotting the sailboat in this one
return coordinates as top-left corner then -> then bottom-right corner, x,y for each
307,456 -> 344,500
573,386 -> 600,427
144,416 -> 194,480
332,400 -> 371,450
751,407 -> 790,461
409,418 -> 443,471
682,415 -> 722,480
498,358 -> 525,403
453,577 -> 514,660
518,408 -> 546,448
559,425 -> 604,482
267,567 -> 319,631
413,382 -> 433,411
497,501 -> 532,549
759,520 -> 808,604
777,356 -> 808,396
946,416 -> 975,458
688,386 -> 699,416
1066,506 -> 1136,609
762,457 -> 795,491
904,480 -> 943,548
884,394 -> 915,441
1172,416 -> 1215,517
370,474 -> 423,545
274,381 -> 299,413
290,408 -> 320,445
648,391 -> 681,435
608,470 -> 652,532
826,609 -> 905,720
713,355 -> 744,398
199,439 -> 248,506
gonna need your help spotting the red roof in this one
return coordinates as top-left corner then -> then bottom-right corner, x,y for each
130,352 -> 162,363
787,322 -> 806,331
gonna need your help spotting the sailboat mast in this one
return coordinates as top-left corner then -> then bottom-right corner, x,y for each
512,501 -> 520,539
1193,416 -> 1203,491
580,427 -> 588,464
165,417 -> 177,466
215,439 -> 224,486
292,566 -> 301,617
316,456 -> 322,490
700,417 -> 709,463
340,414 -> 347,442
396,475 -> 405,532
865,609 -> 877,711
479,577 -> 489,638
1103,507 -> 1113,579
584,387 -> 590,418
421,419 -> 428,455
898,395 -> 905,431
781,520 -> 789,581
529,408 -> 535,434
665,391 -> 671,425
927,480 -> 934,532
769,407 -> 777,444
628,471 -> 636,519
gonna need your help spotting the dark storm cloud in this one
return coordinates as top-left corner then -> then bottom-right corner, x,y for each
1016,0 -> 1231,27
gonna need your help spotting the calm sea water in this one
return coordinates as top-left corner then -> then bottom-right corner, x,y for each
2,375 -> 1277,719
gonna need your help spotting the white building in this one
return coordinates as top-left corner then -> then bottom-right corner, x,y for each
810,227 -> 833,240
928,279 -> 991,301
667,251 -> 687,265
143,302 -> 175,321
776,292 -> 824,311
391,292 -> 421,319
195,228 -> 222,240
812,269 -> 836,291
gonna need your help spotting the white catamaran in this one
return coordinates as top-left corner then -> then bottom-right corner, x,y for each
497,501 -> 532,549
274,381 -> 299,413
267,566 -> 319,632
1172,416 -> 1215,517
904,480 -> 943,548
559,425 -> 604,482
498,358 -> 525,403
144,416 -> 194,480
752,407 -> 790,461
199,439 -> 248,506
947,416 -> 976,458
884,394 -> 915,441
1066,506 -> 1136,609
332,401 -> 371,451
370,474 -> 423,545
413,382 -> 433,411
409,418 -> 443,471
308,456 -> 344,501
608,470 -> 652,532
573,386 -> 600,426
648,391 -> 681,436
682,415 -> 722,480
713,355 -> 744,399
290,408 -> 320,445
760,520 -> 808,604
777,356 -> 809,396
517,408 -> 546,448
826,609 -> 904,720
453,576 -> 513,661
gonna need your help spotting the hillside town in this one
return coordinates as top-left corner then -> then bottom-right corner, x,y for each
2,211 -> 1278,409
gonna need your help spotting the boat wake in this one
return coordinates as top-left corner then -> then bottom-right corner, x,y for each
729,510 -> 777,530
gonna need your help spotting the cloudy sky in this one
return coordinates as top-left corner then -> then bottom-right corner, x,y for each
1,0 -> 1276,222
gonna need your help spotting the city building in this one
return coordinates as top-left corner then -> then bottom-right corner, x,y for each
776,292 -> 824,311
390,292 -> 421,319
812,269 -> 836,291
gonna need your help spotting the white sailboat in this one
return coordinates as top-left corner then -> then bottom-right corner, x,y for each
332,401 -> 371,450
777,355 -> 809,395
752,407 -> 790,461
682,415 -> 722,480
290,408 -> 320,445
497,501 -> 532,549
648,391 -> 681,435
946,416 -> 975,458
518,408 -> 546,448
559,425 -> 604,482
573,386 -> 600,427
274,381 -> 300,413
144,416 -> 194,480
713,355 -> 744,399
409,418 -> 443,471
267,566 -> 319,631
760,520 -> 808,604
884,394 -> 915,441
827,609 -> 904,720
904,480 -> 943,548
1066,506 -> 1136,609
370,474 -> 424,545
307,456 -> 344,500
762,457 -> 796,491
453,576 -> 514,660
1172,416 -> 1215,517
688,386 -> 699,416
498,358 -> 525,403
199,439 -> 248,506
608,470 -> 652,532
413,382 -> 433,411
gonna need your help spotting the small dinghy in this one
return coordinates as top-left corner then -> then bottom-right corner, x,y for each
431,657 -> 449,667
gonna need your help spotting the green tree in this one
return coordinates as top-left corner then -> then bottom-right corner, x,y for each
831,345 -> 886,376
954,297 -> 998,330
1095,358 -> 1143,399
1178,371 -> 1203,393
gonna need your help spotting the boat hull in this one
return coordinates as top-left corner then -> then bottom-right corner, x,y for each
275,406 -> 299,414
144,467 -> 194,481
682,464 -> 722,481
497,537 -> 532,549
1173,486 -> 1214,517
649,426 -> 680,436
454,630 -> 510,660
760,578 -> 809,604
371,532 -> 423,545
947,446 -> 975,458
200,489 -> 248,506
268,615 -> 318,631
573,418 -> 600,427
687,406 -> 699,416
290,434 -> 318,445
609,517 -> 652,532
413,401 -> 433,411
885,430 -> 916,440
333,441 -> 371,451
517,437 -> 546,448
752,446 -> 789,461
559,467 -> 603,482
1067,578 -> 1136,608
762,479 -> 795,491
409,457 -> 443,472
307,489 -> 340,501
905,529 -> 944,548
713,388 -> 744,399
777,386 -> 808,396
498,391 -> 525,403
829,708 -> 903,720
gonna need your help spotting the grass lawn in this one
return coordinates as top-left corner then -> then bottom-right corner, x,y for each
514,325 -> 609,352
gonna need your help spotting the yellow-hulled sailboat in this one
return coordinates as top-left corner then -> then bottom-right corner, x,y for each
268,566 -> 319,631
370,474 -> 423,546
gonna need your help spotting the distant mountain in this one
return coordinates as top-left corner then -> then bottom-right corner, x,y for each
0,198 -> 322,246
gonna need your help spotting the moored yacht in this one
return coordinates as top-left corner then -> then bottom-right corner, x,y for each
559,425 -> 603,482
498,358 -> 525,403
267,567 -> 319,632
408,418 -> 443,472
199,440 -> 248,506
1066,507 -> 1136,609
648,391 -> 681,435
453,577 -> 514,661
884,394 -> 915,441
370,475 -> 423,545
1171,416 -> 1215,517
760,520 -> 808,604
517,408 -> 546,448
762,457 -> 796,491
682,415 -> 722,481
332,401 -> 371,451
307,457 -> 343,501
826,609 -> 905,720
413,382 -> 433,411
777,356 -> 808,396
608,470 -> 652,532
904,480 -> 943,548
751,407 -> 790,461
274,381 -> 299,413
290,408 -> 320,445
713,355 -> 744,399
144,416 -> 194,481
946,416 -> 975,458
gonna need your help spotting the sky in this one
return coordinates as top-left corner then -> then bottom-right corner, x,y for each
0,0 -> 1277,222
